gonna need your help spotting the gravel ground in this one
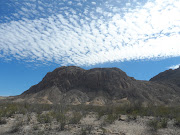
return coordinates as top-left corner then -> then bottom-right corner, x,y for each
0,113 -> 180,135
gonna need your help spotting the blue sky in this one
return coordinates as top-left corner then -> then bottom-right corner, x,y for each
0,0 -> 180,96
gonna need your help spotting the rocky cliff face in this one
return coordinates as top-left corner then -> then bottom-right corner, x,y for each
14,66 -> 180,106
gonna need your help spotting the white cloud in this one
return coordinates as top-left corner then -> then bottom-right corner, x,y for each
169,64 -> 180,70
92,2 -> 96,5
0,0 -> 180,66
126,3 -> 131,6
68,1 -> 72,5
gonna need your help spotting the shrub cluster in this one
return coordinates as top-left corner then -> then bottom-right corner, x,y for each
0,102 -> 180,130
148,118 -> 168,131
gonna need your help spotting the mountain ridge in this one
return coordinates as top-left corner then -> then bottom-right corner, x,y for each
150,66 -> 180,87
6,66 -> 180,106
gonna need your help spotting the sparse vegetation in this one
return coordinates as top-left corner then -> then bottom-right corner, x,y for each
69,112 -> 82,124
10,121 -> 23,133
37,113 -> 51,123
54,112 -> 67,131
127,114 -> 137,121
37,131 -> 45,135
148,118 -> 168,131
0,102 -> 180,134
104,113 -> 119,124
0,118 -> 6,125
81,125 -> 93,135
174,116 -> 180,127
33,124 -> 39,130
0,102 -> 180,119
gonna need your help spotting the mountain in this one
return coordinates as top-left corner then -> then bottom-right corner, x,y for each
10,66 -> 180,106
150,66 -> 180,87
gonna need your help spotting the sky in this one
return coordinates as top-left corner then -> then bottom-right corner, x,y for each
0,0 -> 180,96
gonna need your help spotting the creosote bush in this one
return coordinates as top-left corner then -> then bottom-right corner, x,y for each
81,125 -> 93,135
0,118 -> 6,125
37,113 -> 52,124
174,116 -> 180,127
33,124 -> 39,130
53,112 -> 67,131
10,121 -> 23,133
104,113 -> 119,124
69,112 -> 82,124
0,102 -> 180,129
148,118 -> 168,131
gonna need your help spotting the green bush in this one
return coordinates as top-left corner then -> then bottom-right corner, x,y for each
127,115 -> 137,121
148,118 -> 168,131
104,113 -> 118,124
97,109 -> 106,120
10,121 -> 23,133
54,112 -> 67,131
33,124 -> 39,130
161,118 -> 168,128
0,118 -> 6,125
69,112 -> 82,124
37,113 -> 51,124
81,125 -> 93,135
174,116 -> 180,127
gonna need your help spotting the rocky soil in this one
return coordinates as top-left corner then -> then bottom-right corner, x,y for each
0,112 -> 180,135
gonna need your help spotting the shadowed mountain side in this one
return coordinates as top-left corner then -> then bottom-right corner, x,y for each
11,66 -> 180,106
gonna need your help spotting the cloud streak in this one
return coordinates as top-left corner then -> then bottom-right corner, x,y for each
169,64 -> 180,70
0,0 -> 180,66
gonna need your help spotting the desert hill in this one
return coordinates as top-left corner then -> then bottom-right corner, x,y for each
10,66 -> 180,106
150,66 -> 180,87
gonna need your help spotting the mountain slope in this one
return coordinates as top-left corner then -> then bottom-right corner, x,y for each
150,66 -> 180,87
13,66 -> 180,106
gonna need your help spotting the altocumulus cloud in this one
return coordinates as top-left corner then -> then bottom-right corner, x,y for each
0,0 -> 180,66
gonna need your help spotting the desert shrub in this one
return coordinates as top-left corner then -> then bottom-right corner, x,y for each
0,103 -> 28,117
33,124 -> 39,130
67,104 -> 180,122
148,118 -> 168,131
0,102 -> 180,129
26,114 -> 31,123
104,113 -> 118,124
10,121 -> 23,133
69,112 -> 82,124
161,118 -> 168,128
53,112 -> 67,131
4,104 -> 18,117
37,131 -> 45,135
101,127 -> 107,134
10,126 -> 20,133
127,114 -> 137,121
81,125 -> 93,135
96,106 -> 115,120
37,113 -> 51,124
81,130 -> 87,135
56,123 -> 66,131
97,108 -> 106,120
0,118 -> 6,125
148,119 -> 159,131
174,116 -> 180,127
28,104 -> 52,114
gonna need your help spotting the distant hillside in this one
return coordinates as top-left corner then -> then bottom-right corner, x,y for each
150,66 -> 180,87
10,66 -> 180,106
